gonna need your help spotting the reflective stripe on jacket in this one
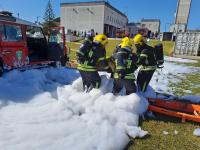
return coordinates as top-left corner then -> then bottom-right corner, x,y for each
114,73 -> 135,80
140,65 -> 157,71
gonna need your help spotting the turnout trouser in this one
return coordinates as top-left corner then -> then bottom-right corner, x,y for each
137,69 -> 155,92
112,79 -> 137,95
79,70 -> 101,92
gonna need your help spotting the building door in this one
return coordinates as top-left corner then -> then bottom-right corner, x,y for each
104,24 -> 109,36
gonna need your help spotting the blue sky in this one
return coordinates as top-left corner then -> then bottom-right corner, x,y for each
0,0 -> 199,31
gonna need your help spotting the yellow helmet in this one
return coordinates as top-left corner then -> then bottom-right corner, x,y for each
94,34 -> 108,46
133,34 -> 143,45
121,37 -> 133,48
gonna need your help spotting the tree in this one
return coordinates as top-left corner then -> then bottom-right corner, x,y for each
43,0 -> 56,34
44,0 -> 55,23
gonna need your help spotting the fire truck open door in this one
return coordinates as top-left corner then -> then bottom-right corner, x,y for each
47,26 -> 69,66
48,27 -> 69,55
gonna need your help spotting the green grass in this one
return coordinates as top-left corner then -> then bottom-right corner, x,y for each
128,59 -> 200,150
169,72 -> 200,96
66,39 -> 200,150
184,60 -> 200,68
105,39 -> 122,56
67,42 -> 81,60
166,60 -> 200,96
147,39 -> 175,56
128,116 -> 200,150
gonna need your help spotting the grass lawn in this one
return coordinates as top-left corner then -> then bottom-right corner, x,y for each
128,59 -> 200,150
168,59 -> 200,96
148,39 -> 175,56
66,39 -> 200,149
128,116 -> 200,150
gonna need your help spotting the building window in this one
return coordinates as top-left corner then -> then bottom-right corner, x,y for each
107,16 -> 109,21
86,8 -> 94,14
72,8 -> 78,14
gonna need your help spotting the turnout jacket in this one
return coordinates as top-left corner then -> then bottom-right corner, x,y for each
114,47 -> 138,80
77,42 -> 106,72
76,39 -> 93,63
137,44 -> 157,71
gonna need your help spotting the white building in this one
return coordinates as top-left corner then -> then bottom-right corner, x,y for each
141,19 -> 160,35
170,0 -> 192,34
127,22 -> 141,37
60,1 -> 128,37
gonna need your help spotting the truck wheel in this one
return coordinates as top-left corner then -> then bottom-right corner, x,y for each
0,62 -> 3,77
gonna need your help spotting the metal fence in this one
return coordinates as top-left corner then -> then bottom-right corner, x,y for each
174,32 -> 200,56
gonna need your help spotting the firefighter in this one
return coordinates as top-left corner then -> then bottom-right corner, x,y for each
133,34 -> 157,92
111,37 -> 132,78
77,34 -> 108,92
76,33 -> 94,89
112,37 -> 138,95
113,37 -> 130,56
76,33 -> 94,63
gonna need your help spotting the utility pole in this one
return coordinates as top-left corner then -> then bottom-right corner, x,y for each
36,16 -> 40,24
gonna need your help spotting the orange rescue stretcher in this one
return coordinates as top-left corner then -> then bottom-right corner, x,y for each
147,98 -> 200,123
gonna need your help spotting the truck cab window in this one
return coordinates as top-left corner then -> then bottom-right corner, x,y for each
3,25 -> 22,41
49,28 -> 63,44
26,26 -> 44,39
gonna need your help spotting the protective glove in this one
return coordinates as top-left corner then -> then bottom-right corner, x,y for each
116,69 -> 126,79
119,74 -> 125,79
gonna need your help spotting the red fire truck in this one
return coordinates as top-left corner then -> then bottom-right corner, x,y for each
0,11 -> 69,76
116,27 -> 129,38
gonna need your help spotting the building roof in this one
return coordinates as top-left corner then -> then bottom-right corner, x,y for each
60,1 -> 127,18
128,22 -> 136,26
16,18 -> 39,27
128,22 -> 141,25
141,19 -> 160,23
